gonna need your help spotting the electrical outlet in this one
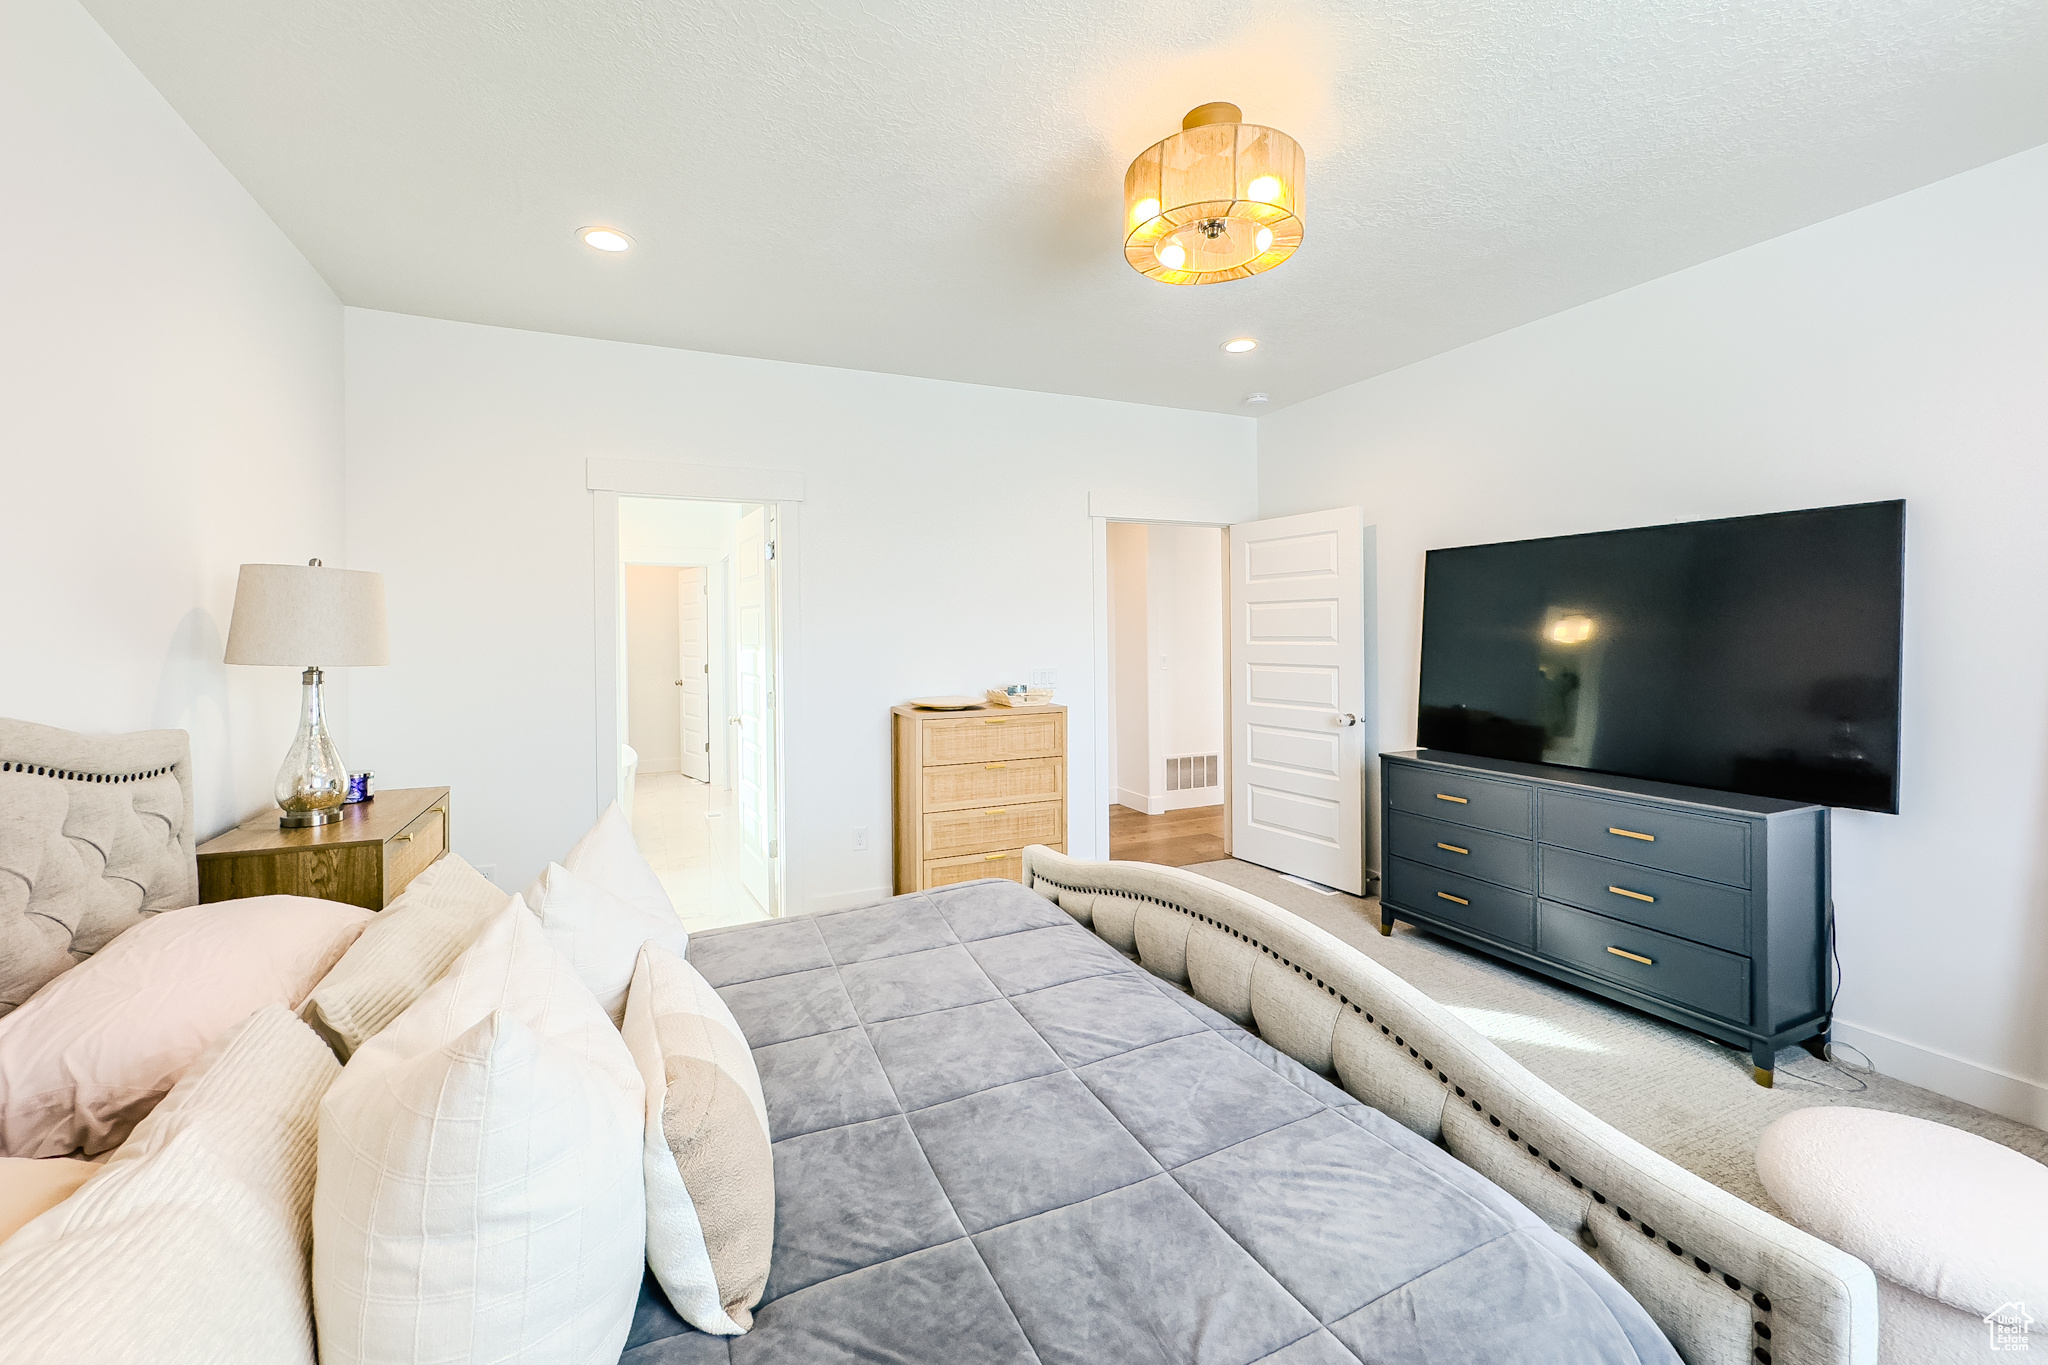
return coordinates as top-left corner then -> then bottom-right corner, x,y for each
1030,668 -> 1057,688
851,827 -> 868,851
474,864 -> 498,886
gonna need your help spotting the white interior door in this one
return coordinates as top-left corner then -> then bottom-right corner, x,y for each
1229,508 -> 1367,894
733,509 -> 774,912
676,566 -> 708,781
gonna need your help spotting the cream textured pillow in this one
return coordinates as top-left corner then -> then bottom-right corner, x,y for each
0,895 -> 369,1156
0,1005 -> 339,1364
298,853 -> 509,1060
313,898 -> 646,1365
624,942 -> 774,1335
523,860 -> 688,1026
0,1157 -> 97,1245
561,801 -> 676,923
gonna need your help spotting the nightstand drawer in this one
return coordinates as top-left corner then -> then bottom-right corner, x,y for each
384,802 -> 447,900
1539,790 -> 1749,886
1386,763 -> 1533,837
1537,900 -> 1750,1024
1386,809 -> 1532,892
1538,845 -> 1747,953
1384,857 -> 1534,949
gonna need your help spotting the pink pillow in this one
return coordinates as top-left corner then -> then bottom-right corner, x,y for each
0,896 -> 370,1157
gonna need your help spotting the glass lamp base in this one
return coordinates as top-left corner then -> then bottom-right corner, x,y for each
280,807 -> 345,829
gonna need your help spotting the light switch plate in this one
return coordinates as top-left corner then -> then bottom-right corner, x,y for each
1029,668 -> 1057,688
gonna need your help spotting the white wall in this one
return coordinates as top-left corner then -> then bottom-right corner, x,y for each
623,566 -> 682,773
0,0 -> 343,838
1257,146 -> 2048,1124
343,309 -> 1255,905
619,498 -> 742,567
1106,522 -> 1149,809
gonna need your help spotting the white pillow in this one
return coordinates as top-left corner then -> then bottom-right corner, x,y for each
0,1006 -> 339,1364
624,943 -> 773,1335
313,899 -> 645,1365
523,861 -> 688,1026
560,801 -> 676,923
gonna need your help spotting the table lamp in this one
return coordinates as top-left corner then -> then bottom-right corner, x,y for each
225,559 -> 389,827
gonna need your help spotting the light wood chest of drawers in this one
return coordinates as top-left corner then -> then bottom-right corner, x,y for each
893,704 -> 1065,892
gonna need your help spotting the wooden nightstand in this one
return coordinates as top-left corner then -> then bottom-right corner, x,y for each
196,787 -> 451,911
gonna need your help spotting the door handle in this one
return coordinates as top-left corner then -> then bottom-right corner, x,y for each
1334,713 -> 1358,727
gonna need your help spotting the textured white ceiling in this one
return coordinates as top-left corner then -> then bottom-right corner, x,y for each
81,0 -> 2046,413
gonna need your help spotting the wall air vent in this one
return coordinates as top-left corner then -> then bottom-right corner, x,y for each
1166,754 -> 1220,792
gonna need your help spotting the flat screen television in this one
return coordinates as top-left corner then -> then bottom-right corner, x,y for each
1417,500 -> 1905,812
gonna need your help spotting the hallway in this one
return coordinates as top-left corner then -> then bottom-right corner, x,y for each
631,772 -> 770,934
1107,803 -> 1225,867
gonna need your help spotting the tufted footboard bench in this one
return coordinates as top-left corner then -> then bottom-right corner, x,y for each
1022,846 -> 1880,1365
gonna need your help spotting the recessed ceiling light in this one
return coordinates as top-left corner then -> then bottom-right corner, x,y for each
579,227 -> 632,252
1222,337 -> 1258,353
1245,393 -> 1270,405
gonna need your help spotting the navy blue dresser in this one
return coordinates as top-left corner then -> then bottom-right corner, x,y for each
1378,750 -> 1831,1085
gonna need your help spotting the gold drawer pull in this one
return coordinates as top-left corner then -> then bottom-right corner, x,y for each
1435,793 -> 1469,804
393,833 -> 413,843
1608,826 -> 1655,842
983,719 -> 1008,725
985,762 -> 1008,769
985,808 -> 1007,815
1608,885 -> 1655,904
1436,891 -> 1470,905
1436,842 -> 1469,855
1606,946 -> 1653,966
984,852 -> 1007,861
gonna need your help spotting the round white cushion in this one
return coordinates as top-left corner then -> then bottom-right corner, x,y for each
1756,1107 -> 2048,1317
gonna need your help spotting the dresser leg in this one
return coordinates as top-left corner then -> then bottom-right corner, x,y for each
1750,1040 -> 1776,1087
1377,915 -> 1394,937
1799,1032 -> 1831,1062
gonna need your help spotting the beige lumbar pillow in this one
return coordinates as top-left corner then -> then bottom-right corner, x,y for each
313,898 -> 646,1365
0,1156 -> 97,1246
524,861 -> 688,1026
0,1005 -> 339,1364
561,801 -> 677,923
624,942 -> 773,1335
298,853 -> 509,1059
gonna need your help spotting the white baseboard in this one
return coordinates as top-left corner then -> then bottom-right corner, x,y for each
1115,788 -> 1163,816
1161,789 -> 1223,812
803,884 -> 894,915
1830,1017 -> 2048,1128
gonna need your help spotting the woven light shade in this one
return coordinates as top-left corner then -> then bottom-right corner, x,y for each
1124,102 -> 1305,286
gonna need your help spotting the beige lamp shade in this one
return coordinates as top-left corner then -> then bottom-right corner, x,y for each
1124,102 -> 1305,286
224,562 -> 389,667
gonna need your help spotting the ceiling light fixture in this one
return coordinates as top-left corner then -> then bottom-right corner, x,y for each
1222,337 -> 1258,353
1124,102 -> 1304,286
579,227 -> 633,252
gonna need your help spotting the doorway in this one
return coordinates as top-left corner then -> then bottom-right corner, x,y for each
617,495 -> 776,931
1105,522 -> 1228,867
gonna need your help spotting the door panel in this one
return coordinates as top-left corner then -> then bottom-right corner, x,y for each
677,566 -> 708,781
734,509 -> 774,913
1229,508 -> 1366,893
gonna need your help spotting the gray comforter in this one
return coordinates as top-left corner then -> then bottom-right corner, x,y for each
623,879 -> 1678,1365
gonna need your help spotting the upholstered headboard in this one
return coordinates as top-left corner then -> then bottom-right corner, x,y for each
0,718 -> 197,1015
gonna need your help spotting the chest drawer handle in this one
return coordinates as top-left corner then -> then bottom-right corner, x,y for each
983,719 -> 1008,725
985,762 -> 1007,769
1436,891 -> 1470,905
1436,842 -> 1469,855
985,808 -> 1007,815
393,832 -> 413,843
1435,793 -> 1469,804
1606,946 -> 1654,966
1608,885 -> 1655,904
1608,826 -> 1655,842
984,852 -> 1007,861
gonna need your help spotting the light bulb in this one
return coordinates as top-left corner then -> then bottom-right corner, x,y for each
1131,197 -> 1161,228
1157,241 -> 1186,270
1255,226 -> 1274,253
580,227 -> 632,252
1246,176 -> 1282,204
1222,337 -> 1258,353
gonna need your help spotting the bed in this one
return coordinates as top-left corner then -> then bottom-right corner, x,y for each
0,717 -> 1876,1364
627,855 -> 1878,1365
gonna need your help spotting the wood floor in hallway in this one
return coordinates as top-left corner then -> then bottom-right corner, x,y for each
1108,803 -> 1225,867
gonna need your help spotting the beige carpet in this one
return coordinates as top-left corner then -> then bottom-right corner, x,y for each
1190,858 -> 2048,1213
